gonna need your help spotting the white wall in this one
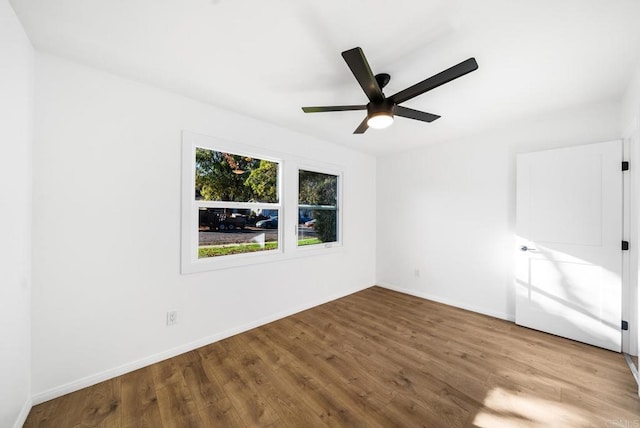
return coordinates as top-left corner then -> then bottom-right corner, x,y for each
0,1 -> 33,426
377,100 -> 621,321
31,54 -> 376,401
622,66 -> 640,138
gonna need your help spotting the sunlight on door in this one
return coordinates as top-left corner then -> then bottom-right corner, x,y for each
516,237 -> 621,351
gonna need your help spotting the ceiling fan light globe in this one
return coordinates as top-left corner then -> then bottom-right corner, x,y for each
367,113 -> 394,129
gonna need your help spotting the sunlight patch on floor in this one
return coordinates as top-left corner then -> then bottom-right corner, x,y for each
472,387 -> 590,427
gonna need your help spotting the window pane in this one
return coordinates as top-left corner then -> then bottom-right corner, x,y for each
298,170 -> 338,246
298,170 -> 337,206
195,147 -> 278,203
198,208 -> 278,258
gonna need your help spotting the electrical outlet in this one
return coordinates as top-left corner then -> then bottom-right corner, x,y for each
167,310 -> 178,326
414,268 -> 420,278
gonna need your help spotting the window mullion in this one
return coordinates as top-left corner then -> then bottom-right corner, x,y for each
196,200 -> 281,210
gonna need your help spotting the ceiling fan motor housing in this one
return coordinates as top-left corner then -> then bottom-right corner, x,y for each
366,99 -> 395,129
367,99 -> 395,118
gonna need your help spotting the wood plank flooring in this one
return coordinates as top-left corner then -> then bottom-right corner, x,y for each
24,287 -> 640,427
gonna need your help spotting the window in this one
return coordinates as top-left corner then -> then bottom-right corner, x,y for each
182,131 -> 342,273
298,169 -> 339,247
182,132 -> 282,272
195,147 -> 280,258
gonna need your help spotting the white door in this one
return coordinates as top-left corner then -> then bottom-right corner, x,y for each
516,140 -> 623,352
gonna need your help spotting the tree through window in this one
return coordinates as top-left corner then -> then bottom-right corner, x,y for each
195,147 -> 280,258
298,170 -> 339,246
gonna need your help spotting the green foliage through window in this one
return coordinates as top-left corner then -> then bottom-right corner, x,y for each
195,148 -> 278,203
298,170 -> 338,245
299,170 -> 337,206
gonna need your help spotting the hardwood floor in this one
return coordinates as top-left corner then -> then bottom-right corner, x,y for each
24,287 -> 640,427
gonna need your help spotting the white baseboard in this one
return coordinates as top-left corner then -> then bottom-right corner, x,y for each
377,282 -> 515,322
14,396 -> 32,428
32,284 -> 370,405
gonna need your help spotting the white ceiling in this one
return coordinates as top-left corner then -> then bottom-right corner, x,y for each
10,0 -> 640,155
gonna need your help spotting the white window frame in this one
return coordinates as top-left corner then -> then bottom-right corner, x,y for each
181,131 -> 344,274
295,166 -> 343,251
181,131 -> 284,273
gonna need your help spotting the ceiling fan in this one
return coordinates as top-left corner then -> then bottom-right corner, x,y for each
302,47 -> 478,134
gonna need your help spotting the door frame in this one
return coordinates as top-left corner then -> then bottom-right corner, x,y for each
623,138 -> 634,356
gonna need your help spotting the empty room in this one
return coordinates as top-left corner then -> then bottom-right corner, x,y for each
3,0 -> 640,426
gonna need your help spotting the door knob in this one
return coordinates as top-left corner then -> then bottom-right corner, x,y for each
520,245 -> 536,252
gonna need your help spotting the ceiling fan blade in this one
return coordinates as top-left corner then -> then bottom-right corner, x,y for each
390,58 -> 478,105
353,117 -> 369,134
341,47 -> 384,103
395,106 -> 440,122
302,105 -> 366,113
